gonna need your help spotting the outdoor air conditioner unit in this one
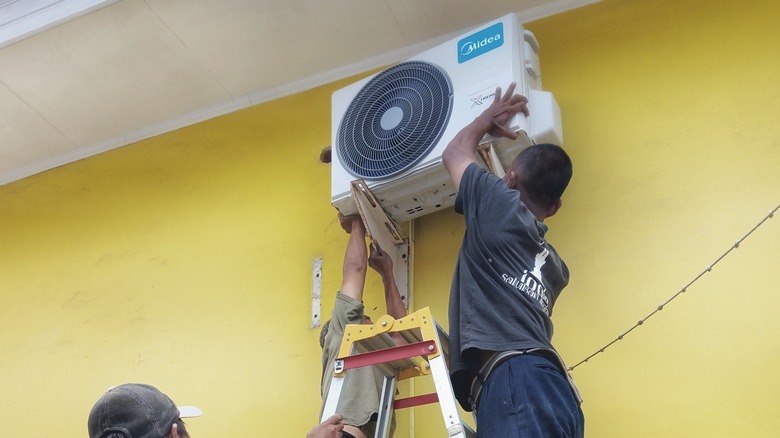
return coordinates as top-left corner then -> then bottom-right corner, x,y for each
331,13 -> 563,224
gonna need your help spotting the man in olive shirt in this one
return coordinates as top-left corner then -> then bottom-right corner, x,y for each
319,213 -> 406,438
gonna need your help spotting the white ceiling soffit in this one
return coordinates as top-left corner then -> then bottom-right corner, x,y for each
0,0 -> 119,49
0,0 -> 599,187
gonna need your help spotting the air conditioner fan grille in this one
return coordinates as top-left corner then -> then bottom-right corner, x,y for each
337,61 -> 453,179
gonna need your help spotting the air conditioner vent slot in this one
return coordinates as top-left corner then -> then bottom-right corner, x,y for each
336,61 -> 453,180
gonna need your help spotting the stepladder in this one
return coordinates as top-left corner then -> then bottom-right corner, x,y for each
320,306 -> 475,438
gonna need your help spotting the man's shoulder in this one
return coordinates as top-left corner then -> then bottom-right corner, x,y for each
456,163 -> 505,210
335,292 -> 363,308
463,161 -> 489,181
329,293 -> 365,330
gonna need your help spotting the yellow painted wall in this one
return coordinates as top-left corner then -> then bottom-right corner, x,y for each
0,77 -> 385,436
1,0 -> 778,436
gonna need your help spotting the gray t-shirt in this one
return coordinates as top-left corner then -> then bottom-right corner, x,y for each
448,163 -> 570,404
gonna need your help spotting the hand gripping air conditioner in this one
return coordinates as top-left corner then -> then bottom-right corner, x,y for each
331,13 -> 563,224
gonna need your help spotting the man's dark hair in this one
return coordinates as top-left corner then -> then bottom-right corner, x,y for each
166,420 -> 189,438
510,143 -> 572,210
94,418 -> 189,438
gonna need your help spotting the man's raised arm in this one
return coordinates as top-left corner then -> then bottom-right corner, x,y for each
338,213 -> 368,302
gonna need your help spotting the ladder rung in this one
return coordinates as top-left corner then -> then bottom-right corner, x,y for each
345,340 -> 435,374
398,327 -> 424,344
377,359 -> 420,376
354,327 -> 426,352
356,332 -> 396,352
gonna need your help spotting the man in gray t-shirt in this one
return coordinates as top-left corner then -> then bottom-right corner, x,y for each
442,82 -> 583,437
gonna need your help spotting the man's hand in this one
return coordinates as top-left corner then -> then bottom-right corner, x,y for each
306,414 -> 344,438
368,243 -> 393,278
480,82 -> 529,140
338,212 -> 363,235
443,82 -> 529,190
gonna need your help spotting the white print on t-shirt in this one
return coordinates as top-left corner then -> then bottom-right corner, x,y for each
501,248 -> 551,315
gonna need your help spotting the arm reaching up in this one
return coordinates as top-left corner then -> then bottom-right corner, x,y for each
369,243 -> 407,344
338,213 -> 367,302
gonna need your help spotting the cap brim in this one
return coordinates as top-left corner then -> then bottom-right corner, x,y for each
178,406 -> 203,418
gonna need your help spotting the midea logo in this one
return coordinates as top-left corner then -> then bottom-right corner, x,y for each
460,33 -> 502,57
457,22 -> 504,64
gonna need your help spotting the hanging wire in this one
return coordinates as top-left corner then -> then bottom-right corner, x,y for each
568,203 -> 779,372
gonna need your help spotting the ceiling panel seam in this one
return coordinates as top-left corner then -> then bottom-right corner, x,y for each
142,0 -> 233,99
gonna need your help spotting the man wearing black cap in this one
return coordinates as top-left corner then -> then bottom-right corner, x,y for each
89,383 -> 345,437
88,383 -> 202,438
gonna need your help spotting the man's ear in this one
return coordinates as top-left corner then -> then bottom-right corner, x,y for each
169,423 -> 181,438
503,170 -> 517,189
546,198 -> 563,218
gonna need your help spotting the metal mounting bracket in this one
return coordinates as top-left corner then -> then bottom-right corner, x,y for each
350,179 -> 410,308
